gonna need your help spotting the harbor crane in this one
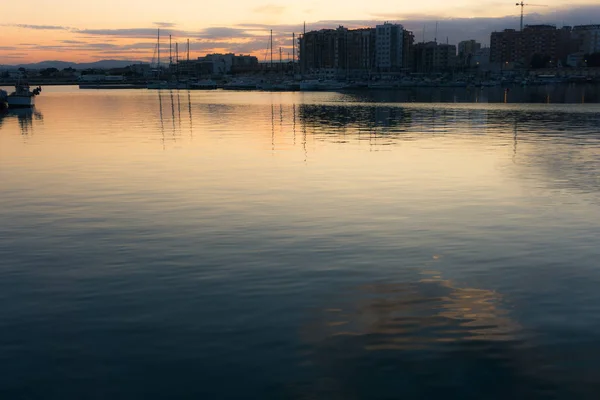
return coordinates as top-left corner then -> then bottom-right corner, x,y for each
515,2 -> 548,31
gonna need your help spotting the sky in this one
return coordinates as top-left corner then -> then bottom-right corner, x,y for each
1,0 -> 599,64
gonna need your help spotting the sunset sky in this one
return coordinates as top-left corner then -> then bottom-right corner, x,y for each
1,0 -> 598,64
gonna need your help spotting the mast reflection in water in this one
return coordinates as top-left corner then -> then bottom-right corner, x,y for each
0,87 -> 599,399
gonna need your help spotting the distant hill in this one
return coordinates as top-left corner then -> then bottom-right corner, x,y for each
0,60 -> 146,70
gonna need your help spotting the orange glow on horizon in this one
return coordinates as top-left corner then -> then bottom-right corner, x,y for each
0,0 -> 596,63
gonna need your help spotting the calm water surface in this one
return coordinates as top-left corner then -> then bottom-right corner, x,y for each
1,87 -> 600,399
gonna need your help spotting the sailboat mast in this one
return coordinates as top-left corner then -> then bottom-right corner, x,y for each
158,29 -> 160,67
302,22 -> 306,75
292,32 -> 295,64
270,30 -> 273,69
176,42 -> 179,78
157,29 -> 161,76
169,35 -> 172,66
187,39 -> 190,62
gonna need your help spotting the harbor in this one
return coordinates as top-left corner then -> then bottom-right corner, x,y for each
2,87 -> 600,398
3,3 -> 600,398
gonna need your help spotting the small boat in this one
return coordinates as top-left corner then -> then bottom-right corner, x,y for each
7,82 -> 41,108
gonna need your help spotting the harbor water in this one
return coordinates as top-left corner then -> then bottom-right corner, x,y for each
1,86 -> 600,399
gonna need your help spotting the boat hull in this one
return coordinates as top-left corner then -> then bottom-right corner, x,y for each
7,95 -> 35,108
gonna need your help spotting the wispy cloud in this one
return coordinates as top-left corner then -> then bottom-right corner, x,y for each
4,24 -> 71,31
252,4 -> 287,15
75,28 -> 177,38
4,4 -> 599,64
1,54 -> 28,59
153,22 -> 177,28
196,27 -> 258,39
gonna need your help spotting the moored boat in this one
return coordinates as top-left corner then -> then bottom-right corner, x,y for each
7,82 -> 41,108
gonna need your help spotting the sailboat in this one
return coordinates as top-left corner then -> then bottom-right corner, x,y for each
147,29 -> 170,89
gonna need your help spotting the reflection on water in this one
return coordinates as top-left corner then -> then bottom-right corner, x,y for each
347,84 -> 600,104
312,275 -> 520,348
0,108 -> 43,135
1,88 -> 600,399
297,278 -> 600,399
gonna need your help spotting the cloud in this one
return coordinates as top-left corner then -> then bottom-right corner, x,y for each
154,22 -> 177,28
0,54 -> 27,59
195,27 -> 257,39
76,28 -> 189,38
6,4 -> 600,64
252,4 -> 287,15
5,24 -> 70,31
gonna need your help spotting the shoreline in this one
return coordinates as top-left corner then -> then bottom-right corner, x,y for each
2,81 -> 600,92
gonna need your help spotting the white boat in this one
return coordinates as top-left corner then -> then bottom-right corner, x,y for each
7,82 -> 41,108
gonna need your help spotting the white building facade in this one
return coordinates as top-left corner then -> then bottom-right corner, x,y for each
375,23 -> 404,71
572,25 -> 600,54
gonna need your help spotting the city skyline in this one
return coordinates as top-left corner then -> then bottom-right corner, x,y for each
1,1 -> 599,63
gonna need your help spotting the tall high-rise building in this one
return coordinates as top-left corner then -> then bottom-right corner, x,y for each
490,25 -> 576,67
375,23 -> 404,72
413,42 -> 457,72
572,25 -> 600,54
402,30 -> 415,70
299,26 -> 366,77
346,28 -> 376,75
298,23 -> 416,77
458,40 -> 482,66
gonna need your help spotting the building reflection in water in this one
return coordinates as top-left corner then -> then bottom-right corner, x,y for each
294,272 -> 596,398
305,273 -> 521,351
0,108 -> 44,135
341,85 -> 600,104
